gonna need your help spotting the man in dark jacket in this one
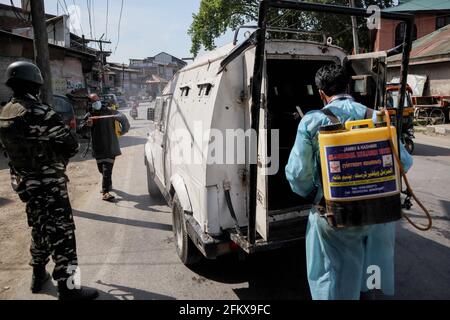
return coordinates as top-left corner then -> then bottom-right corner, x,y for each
85,94 -> 130,201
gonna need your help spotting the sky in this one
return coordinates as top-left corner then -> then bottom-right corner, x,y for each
2,0 -> 233,63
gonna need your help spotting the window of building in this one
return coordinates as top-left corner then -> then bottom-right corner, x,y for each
437,15 -> 450,29
395,23 -> 417,47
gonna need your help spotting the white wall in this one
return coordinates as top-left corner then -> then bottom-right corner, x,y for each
388,61 -> 450,96
12,16 -> 71,48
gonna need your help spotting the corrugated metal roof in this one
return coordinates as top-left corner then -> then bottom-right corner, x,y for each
389,24 -> 450,64
0,30 -> 97,60
384,0 -> 450,12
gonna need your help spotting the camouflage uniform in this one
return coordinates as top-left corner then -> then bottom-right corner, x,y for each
0,94 -> 79,282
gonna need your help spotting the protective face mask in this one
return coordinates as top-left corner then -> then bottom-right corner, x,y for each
92,101 -> 102,111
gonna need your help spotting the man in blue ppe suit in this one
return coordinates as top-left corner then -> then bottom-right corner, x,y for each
286,64 -> 413,300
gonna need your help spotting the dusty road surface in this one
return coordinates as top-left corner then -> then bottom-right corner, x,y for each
395,133 -> 450,299
0,107 -> 449,300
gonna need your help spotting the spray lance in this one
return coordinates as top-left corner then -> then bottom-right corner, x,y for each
381,109 -> 433,232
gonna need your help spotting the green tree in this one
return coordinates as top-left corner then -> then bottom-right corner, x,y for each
314,0 -> 395,53
188,0 -> 394,56
188,0 -> 260,56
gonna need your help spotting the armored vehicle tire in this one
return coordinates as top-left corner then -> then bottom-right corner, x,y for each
172,195 -> 202,265
146,160 -> 162,199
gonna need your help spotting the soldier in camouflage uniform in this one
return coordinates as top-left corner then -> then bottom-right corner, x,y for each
0,61 -> 98,300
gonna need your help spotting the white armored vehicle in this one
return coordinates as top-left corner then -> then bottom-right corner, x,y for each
144,0 -> 414,264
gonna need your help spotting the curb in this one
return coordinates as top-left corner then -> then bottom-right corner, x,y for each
415,125 -> 450,137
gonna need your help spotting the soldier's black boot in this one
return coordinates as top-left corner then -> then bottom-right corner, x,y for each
57,281 -> 99,301
31,266 -> 51,294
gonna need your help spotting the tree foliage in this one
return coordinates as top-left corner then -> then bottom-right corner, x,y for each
188,0 -> 395,56
188,0 -> 260,56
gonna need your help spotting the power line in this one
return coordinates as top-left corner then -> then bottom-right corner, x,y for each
62,0 -> 70,13
91,0 -> 97,48
72,0 -> 85,36
87,0 -> 93,40
59,0 -> 81,36
115,0 -> 124,53
57,0 -> 68,15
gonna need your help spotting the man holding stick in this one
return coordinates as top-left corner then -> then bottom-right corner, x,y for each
85,94 -> 130,201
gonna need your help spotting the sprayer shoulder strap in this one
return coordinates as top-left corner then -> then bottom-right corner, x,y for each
321,108 -> 341,125
365,108 -> 374,120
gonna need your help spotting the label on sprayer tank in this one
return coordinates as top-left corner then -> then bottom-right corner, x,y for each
324,140 -> 400,200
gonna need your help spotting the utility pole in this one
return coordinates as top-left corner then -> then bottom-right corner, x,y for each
350,0 -> 360,54
79,38 -> 111,94
30,0 -> 53,104
99,41 -> 105,94
122,63 -> 125,93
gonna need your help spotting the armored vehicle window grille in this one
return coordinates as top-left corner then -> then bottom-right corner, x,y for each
198,83 -> 213,97
180,86 -> 190,97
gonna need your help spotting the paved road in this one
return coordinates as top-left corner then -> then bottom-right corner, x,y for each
2,110 -> 450,300
394,134 -> 450,299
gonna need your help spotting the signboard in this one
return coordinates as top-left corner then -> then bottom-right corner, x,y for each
324,140 -> 399,200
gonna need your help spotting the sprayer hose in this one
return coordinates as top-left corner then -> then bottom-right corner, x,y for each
385,110 -> 433,231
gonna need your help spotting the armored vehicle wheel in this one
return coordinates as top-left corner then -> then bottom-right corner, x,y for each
146,160 -> 162,198
172,195 -> 202,265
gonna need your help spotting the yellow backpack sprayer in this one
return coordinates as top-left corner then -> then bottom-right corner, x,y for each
318,109 -> 432,231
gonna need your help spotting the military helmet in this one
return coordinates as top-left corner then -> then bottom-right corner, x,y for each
5,61 -> 44,87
